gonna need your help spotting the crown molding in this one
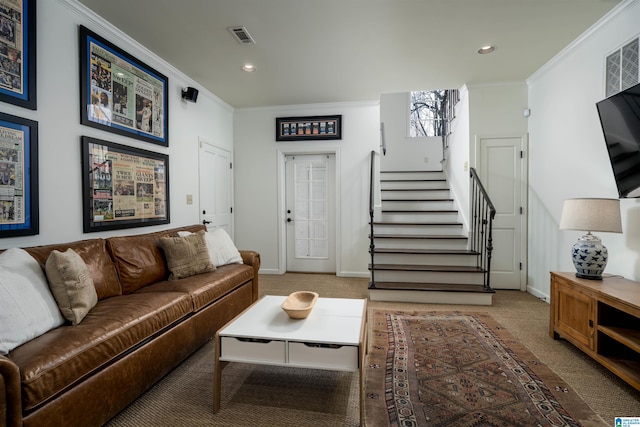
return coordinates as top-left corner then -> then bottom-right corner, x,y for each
527,0 -> 639,84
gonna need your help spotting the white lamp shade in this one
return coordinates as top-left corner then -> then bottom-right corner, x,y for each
559,198 -> 622,233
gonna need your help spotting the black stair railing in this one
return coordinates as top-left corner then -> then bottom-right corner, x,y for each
440,88 -> 459,161
369,150 -> 376,288
469,167 -> 496,291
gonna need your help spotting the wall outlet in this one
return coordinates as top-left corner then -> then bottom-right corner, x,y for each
464,161 -> 468,171
186,194 -> 193,205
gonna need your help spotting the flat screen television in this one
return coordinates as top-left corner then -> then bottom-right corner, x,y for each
596,82 -> 640,198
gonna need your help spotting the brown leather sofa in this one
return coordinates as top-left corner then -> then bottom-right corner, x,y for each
0,224 -> 260,427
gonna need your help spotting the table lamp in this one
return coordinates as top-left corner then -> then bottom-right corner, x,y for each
559,198 -> 622,280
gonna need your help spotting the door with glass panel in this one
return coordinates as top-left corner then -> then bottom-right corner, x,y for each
285,154 -> 336,273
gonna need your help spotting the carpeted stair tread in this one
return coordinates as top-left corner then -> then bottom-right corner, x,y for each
368,264 -> 484,272
370,234 -> 467,239
381,209 -> 457,213
370,248 -> 479,255
368,282 -> 492,292
372,221 -> 462,226
381,198 -> 454,202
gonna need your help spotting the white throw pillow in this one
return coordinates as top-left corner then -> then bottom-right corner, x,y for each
178,228 -> 243,267
0,248 -> 65,355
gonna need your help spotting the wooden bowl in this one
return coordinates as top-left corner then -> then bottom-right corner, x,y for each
281,291 -> 319,319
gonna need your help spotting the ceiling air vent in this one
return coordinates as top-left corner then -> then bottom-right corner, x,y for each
228,26 -> 255,44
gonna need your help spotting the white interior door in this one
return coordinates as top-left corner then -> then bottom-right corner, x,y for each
477,135 -> 528,290
285,154 -> 336,273
199,141 -> 233,236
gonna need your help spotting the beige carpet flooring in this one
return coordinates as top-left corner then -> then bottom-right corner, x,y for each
106,273 -> 640,426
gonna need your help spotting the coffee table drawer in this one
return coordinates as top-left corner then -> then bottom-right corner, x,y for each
289,342 -> 359,371
221,337 -> 286,363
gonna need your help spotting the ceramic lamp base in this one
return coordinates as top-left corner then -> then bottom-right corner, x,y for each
571,232 -> 608,280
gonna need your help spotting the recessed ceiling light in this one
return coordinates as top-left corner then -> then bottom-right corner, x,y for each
242,64 -> 255,72
477,45 -> 495,54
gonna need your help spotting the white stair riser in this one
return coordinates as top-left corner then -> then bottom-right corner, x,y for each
372,270 -> 484,285
374,238 -> 468,250
373,224 -> 463,236
373,253 -> 478,266
381,212 -> 459,222
381,172 -> 445,180
382,200 -> 454,210
381,190 -> 450,199
381,181 -> 448,190
369,289 -> 493,305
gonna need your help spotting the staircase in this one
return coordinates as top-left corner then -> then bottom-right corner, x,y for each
368,169 -> 494,305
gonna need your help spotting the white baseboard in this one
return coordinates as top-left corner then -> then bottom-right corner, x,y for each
527,285 -> 549,303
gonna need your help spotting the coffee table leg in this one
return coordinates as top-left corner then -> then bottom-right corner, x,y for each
214,332 -> 222,413
359,303 -> 368,426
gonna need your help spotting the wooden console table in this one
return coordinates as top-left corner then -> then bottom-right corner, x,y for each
550,272 -> 640,391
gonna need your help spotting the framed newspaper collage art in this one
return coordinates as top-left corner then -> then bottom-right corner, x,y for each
81,136 -> 169,233
0,112 -> 38,237
0,0 -> 36,110
79,25 -> 169,147
78,25 -> 172,232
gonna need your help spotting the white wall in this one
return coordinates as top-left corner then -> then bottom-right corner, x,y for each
379,92 -> 443,171
233,102 -> 379,276
444,84 -> 528,233
468,82 -> 529,161
0,0 -> 233,250
527,0 -> 640,299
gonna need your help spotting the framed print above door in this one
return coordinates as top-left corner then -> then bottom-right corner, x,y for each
79,25 -> 169,147
276,115 -> 342,141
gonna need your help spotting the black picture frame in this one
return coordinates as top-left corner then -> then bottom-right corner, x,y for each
79,25 -> 169,147
0,0 -> 36,110
276,115 -> 342,141
0,112 -> 38,237
81,136 -> 169,233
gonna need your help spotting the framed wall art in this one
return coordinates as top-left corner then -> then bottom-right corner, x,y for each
79,25 -> 169,147
0,112 -> 38,237
81,136 -> 169,233
276,115 -> 342,141
0,0 -> 36,110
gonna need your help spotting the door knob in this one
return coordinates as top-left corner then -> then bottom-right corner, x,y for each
202,220 -> 212,225
287,218 -> 293,223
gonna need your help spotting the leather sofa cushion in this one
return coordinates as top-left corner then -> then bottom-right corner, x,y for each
23,239 -> 121,300
9,291 -> 192,412
107,225 -> 207,294
136,263 -> 254,311
107,232 -> 169,294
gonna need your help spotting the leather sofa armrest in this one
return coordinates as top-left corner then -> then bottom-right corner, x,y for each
239,250 -> 260,302
239,250 -> 259,268
0,355 -> 21,427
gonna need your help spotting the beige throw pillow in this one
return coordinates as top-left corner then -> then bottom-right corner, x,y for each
45,249 -> 98,325
159,230 -> 215,280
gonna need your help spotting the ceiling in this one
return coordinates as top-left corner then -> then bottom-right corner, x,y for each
77,0 -> 622,109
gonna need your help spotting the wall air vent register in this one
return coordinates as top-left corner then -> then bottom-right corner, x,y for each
606,36 -> 639,97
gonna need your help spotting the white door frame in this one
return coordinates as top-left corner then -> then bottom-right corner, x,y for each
198,138 -> 234,237
474,133 -> 528,291
276,147 -> 341,275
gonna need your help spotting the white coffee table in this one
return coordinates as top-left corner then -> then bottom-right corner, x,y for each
213,295 -> 367,422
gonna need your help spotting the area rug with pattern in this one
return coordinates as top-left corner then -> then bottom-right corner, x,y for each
364,310 -> 605,427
